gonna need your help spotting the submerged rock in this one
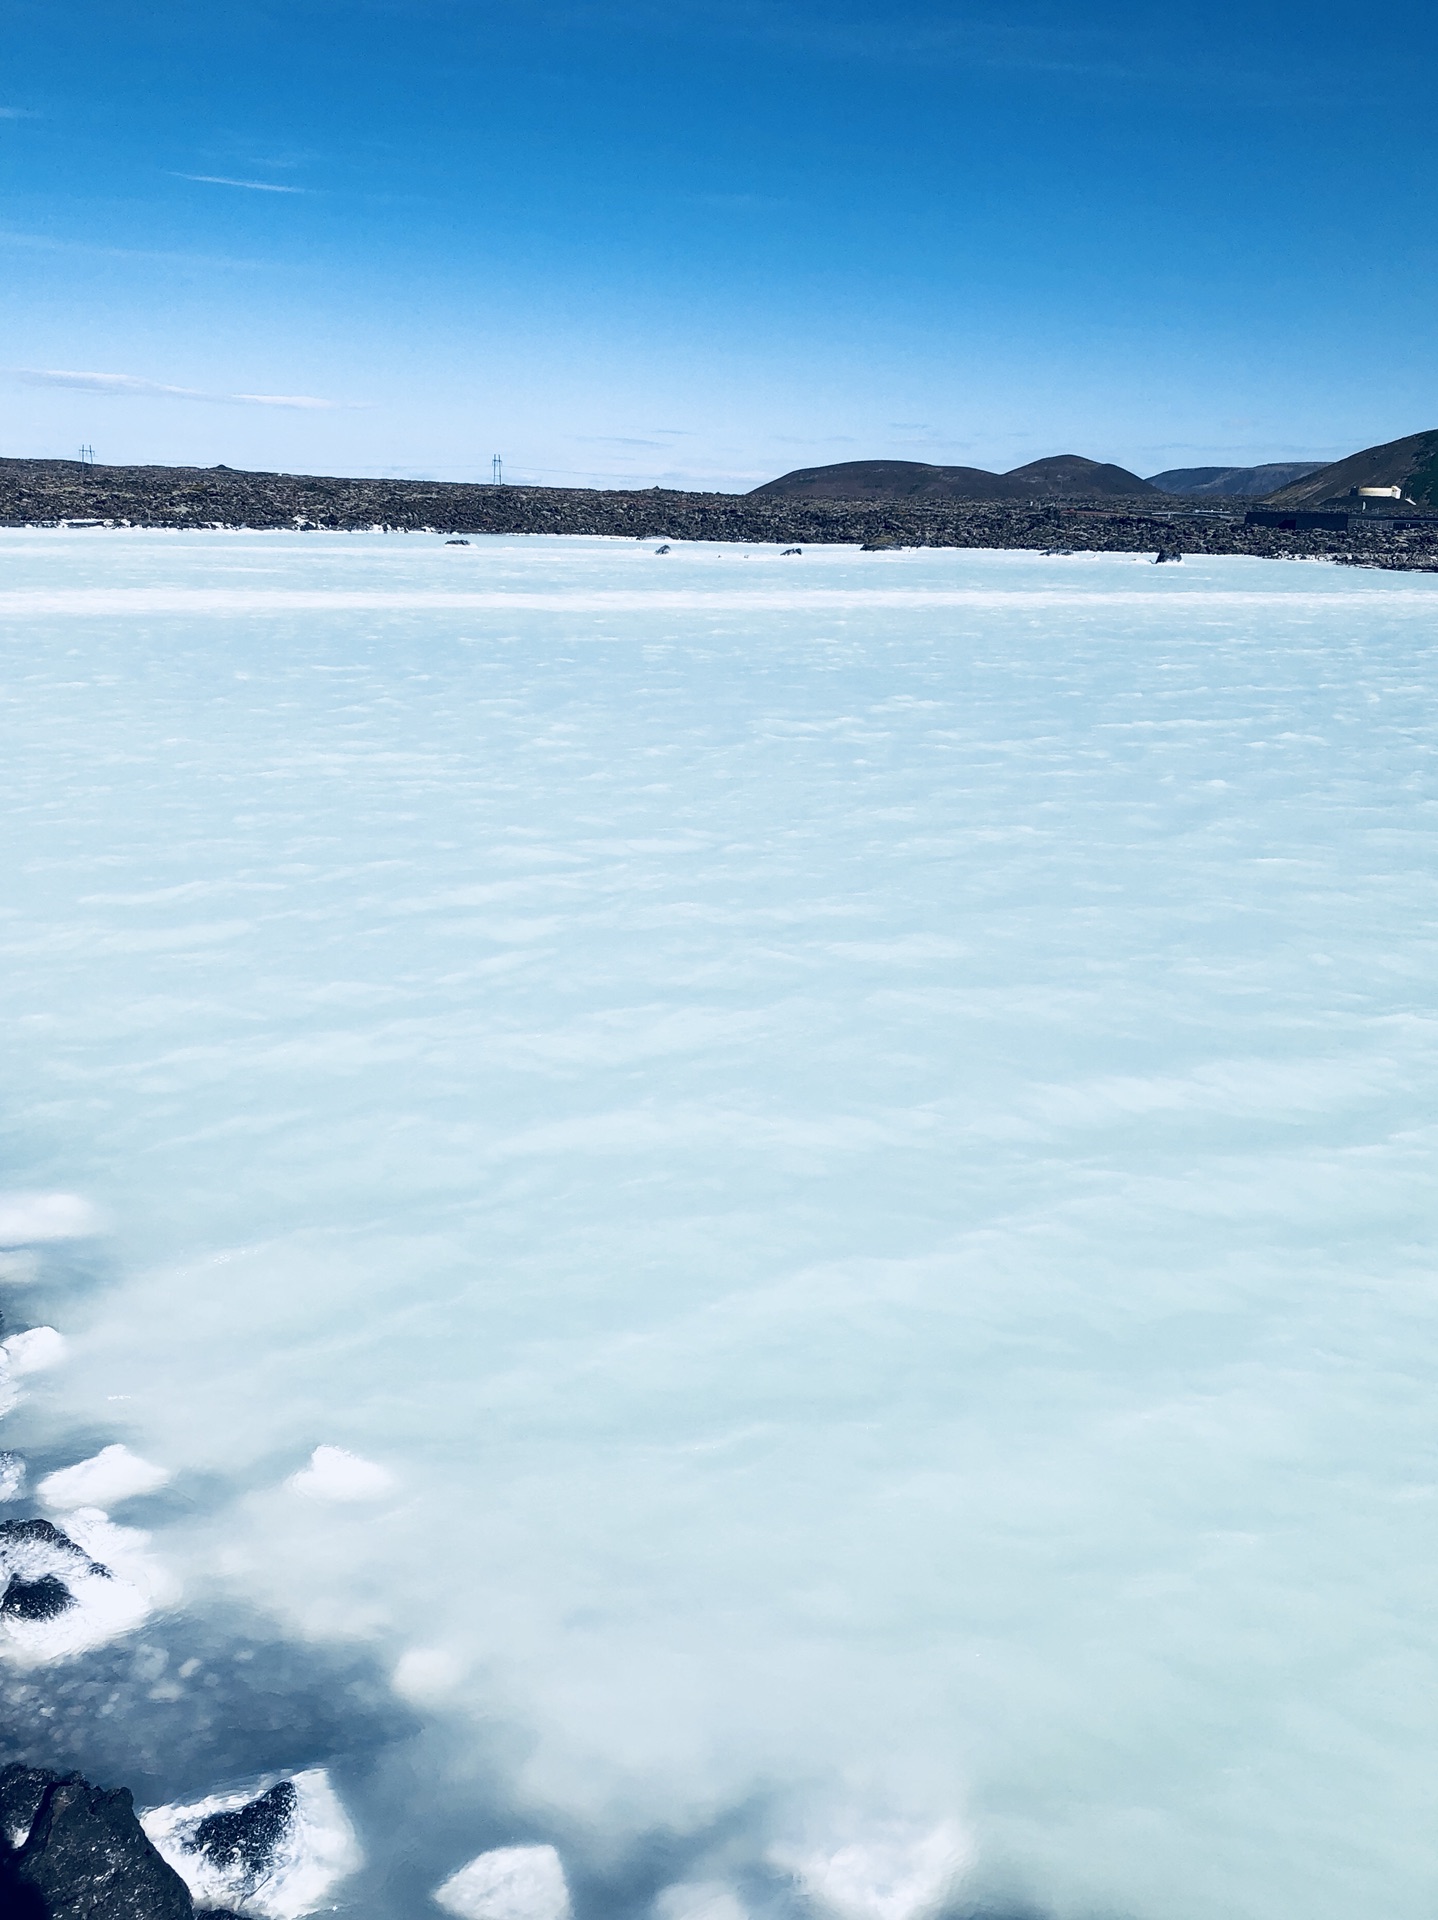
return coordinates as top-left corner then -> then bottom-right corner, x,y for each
0,1765 -> 193,1919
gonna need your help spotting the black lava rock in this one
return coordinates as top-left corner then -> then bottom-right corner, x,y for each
4,453 -> 1435,570
0,1767 -> 193,1919
1,1575 -> 75,1622
0,1520 -> 89,1561
0,1519 -> 104,1638
0,1766 -> 54,1849
0,1520 -> 101,1586
192,1778 -> 295,1878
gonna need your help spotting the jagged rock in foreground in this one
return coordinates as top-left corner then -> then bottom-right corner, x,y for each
0,1764 -> 197,1919
142,1767 -> 360,1917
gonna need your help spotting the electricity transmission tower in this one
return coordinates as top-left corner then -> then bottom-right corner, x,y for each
492,455 -> 503,485
78,445 -> 95,465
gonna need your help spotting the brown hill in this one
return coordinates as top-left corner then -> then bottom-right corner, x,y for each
751,454 -> 1158,502
1265,429 -> 1438,507
1004,455 -> 1159,497
1147,461 -> 1326,497
748,460 -> 1028,502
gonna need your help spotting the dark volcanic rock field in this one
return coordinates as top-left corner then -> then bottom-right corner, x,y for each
4,456 -> 1438,570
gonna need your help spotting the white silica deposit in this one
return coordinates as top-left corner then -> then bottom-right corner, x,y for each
286,1443 -> 398,1502
0,1323 -> 65,1417
435,1844 -> 571,1920
38,1442 -> 170,1511
1,531 -> 1435,1920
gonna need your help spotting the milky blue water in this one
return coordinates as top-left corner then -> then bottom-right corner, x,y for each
1,532 -> 1435,1920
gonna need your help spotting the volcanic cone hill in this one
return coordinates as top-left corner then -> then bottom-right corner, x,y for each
747,460 -> 1028,502
1265,429 -> 1438,507
1003,455 -> 1160,497
750,454 -> 1159,502
1146,462 -> 1326,497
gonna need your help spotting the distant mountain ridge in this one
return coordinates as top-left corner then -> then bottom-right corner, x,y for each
1146,462 -> 1326,498
754,438 -> 1438,507
751,455 -> 1159,502
1265,429 -> 1438,506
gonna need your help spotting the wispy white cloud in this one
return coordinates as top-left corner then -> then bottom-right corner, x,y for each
0,228 -> 264,268
173,172 -> 309,193
14,369 -> 347,410
231,392 -> 342,409
0,107 -> 37,120
20,371 -> 207,399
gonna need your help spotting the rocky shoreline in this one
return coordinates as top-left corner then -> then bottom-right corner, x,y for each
0,1214 -> 422,1920
0,1763 -> 229,1919
4,456 -> 1438,570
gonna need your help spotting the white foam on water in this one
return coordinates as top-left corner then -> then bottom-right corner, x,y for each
434,1844 -> 572,1920
0,1325 -> 60,1420
38,1443 -> 172,1511
2,532 -> 1437,1920
0,1507 -> 170,1663
0,1453 -> 26,1500
285,1444 -> 396,1501
141,1767 -> 361,1919
0,1193 -> 103,1245
770,1821 -> 974,1920
392,1644 -> 468,1703
2,1326 -> 67,1375
653,1883 -> 748,1920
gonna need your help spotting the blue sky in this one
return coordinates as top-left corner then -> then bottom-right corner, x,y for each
3,0 -> 1436,487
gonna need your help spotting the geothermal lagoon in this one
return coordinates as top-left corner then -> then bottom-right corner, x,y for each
1,532 -> 1434,1920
